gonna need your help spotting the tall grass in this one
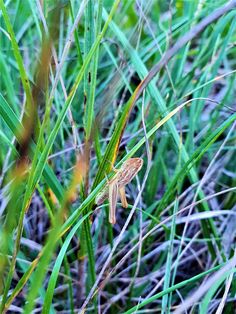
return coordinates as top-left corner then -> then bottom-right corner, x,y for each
0,1 -> 236,313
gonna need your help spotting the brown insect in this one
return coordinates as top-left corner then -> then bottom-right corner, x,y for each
95,158 -> 143,224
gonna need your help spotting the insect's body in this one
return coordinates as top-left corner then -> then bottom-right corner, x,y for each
95,158 -> 143,224
116,158 -> 143,186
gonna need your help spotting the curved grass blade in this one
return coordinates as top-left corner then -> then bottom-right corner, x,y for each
42,212 -> 92,313
123,264 -> 232,314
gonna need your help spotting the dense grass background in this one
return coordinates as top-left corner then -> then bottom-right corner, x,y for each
0,0 -> 236,313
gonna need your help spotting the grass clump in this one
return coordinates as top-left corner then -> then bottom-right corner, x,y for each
0,1 -> 236,313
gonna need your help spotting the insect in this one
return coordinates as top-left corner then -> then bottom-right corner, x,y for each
95,158 -> 143,224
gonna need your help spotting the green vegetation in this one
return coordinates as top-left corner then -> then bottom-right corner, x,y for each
0,0 -> 236,313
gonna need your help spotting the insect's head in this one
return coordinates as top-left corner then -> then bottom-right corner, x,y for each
124,158 -> 143,171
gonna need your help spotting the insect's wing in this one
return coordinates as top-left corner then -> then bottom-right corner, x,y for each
109,180 -> 118,224
119,186 -> 128,208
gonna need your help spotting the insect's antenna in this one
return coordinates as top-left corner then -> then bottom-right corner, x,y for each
105,159 -> 119,173
104,172 -> 110,184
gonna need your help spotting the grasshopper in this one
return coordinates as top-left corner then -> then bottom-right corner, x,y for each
95,158 -> 143,224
